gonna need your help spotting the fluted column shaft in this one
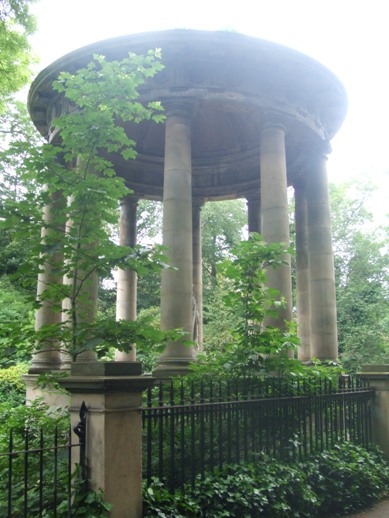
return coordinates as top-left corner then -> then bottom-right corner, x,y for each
155,102 -> 195,376
306,145 -> 338,359
260,123 -> 293,329
115,195 -> 138,361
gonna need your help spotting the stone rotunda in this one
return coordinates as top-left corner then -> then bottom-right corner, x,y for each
27,29 -> 347,377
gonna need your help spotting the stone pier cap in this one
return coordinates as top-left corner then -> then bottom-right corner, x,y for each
60,361 -> 155,394
28,29 -> 347,201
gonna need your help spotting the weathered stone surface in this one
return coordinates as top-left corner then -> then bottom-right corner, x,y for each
70,361 -> 142,377
60,371 -> 154,517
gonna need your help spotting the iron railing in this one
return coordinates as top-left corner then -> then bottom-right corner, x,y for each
0,402 -> 87,518
142,376 -> 373,490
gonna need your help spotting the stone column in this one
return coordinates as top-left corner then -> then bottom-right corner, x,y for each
192,198 -> 204,350
259,122 -> 293,330
154,101 -> 195,377
115,195 -> 138,361
246,192 -> 261,235
29,191 -> 65,373
61,364 -> 154,518
294,178 -> 311,360
306,142 -> 338,360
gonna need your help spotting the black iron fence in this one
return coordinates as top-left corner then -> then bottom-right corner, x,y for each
142,376 -> 373,491
0,403 -> 87,518
1,379 -> 374,511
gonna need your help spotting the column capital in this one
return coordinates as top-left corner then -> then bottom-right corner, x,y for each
260,109 -> 288,132
245,191 -> 261,203
163,98 -> 196,119
304,139 -> 332,163
120,193 -> 139,207
192,197 -> 205,210
293,174 -> 307,191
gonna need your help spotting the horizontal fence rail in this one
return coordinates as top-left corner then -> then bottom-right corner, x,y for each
0,403 -> 87,518
142,376 -> 373,491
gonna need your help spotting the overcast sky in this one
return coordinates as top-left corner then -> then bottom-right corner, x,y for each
29,0 -> 389,214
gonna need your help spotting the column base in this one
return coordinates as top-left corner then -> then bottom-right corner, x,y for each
153,357 -> 195,378
28,361 -> 63,374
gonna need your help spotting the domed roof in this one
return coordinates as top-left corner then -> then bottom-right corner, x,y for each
28,29 -> 347,200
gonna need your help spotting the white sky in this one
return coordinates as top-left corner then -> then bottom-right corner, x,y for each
29,0 -> 389,215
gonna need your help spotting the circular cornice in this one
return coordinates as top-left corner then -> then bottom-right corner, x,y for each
28,29 -> 347,198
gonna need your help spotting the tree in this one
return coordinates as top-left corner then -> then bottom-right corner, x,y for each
1,50 -> 186,363
199,199 -> 248,349
201,199 -> 247,289
0,102 -> 44,366
0,275 -> 34,366
330,180 -> 389,371
0,101 -> 43,283
0,0 -> 41,286
136,200 -> 163,311
0,0 -> 37,113
193,234 -> 300,378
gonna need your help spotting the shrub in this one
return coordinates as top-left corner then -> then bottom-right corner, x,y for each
0,400 -> 70,517
306,442 -> 389,516
143,443 -> 389,517
0,363 -> 28,405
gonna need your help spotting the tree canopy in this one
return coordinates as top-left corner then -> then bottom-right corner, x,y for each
0,2 -> 387,373
330,180 -> 389,370
0,0 -> 37,113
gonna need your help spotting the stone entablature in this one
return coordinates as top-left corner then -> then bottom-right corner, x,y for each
28,30 -> 347,201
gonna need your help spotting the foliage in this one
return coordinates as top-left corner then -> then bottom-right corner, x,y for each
307,442 -> 389,516
193,234 -> 300,378
95,305 -> 162,370
7,307 -> 184,366
0,398 -> 69,437
0,400 -> 70,517
0,363 -> 28,405
143,443 -> 389,517
202,284 -> 236,351
135,199 -> 164,310
0,400 -> 111,517
135,306 -> 162,371
91,310 -> 176,367
201,199 -> 247,292
137,199 -> 163,244
330,181 -> 389,371
137,268 -> 162,313
57,470 -> 113,518
0,275 -> 34,366
144,478 -> 200,518
0,50 -> 173,362
0,0 -> 37,113
0,102 -> 43,285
